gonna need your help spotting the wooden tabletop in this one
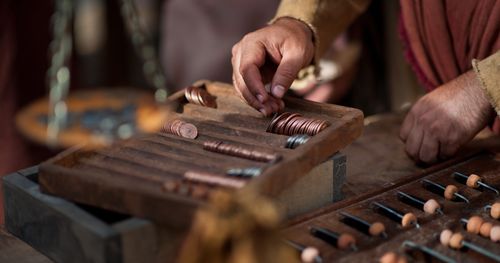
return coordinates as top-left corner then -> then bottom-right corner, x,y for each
2,112 -> 499,262
0,226 -> 52,263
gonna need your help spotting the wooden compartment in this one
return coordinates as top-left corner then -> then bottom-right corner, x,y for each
38,81 -> 363,226
284,151 -> 500,263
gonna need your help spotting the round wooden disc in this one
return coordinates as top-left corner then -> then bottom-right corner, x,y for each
15,88 -> 163,148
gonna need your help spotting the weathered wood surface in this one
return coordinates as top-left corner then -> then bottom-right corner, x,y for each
38,81 -> 363,225
285,151 -> 500,262
0,226 -> 52,263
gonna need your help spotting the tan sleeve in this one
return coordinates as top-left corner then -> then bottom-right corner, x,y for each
473,51 -> 500,115
270,0 -> 371,63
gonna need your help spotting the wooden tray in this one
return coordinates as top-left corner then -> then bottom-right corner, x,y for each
39,81 -> 363,226
284,151 -> 500,262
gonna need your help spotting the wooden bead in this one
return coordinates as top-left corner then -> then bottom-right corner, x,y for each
369,222 -> 386,236
466,174 -> 480,188
444,185 -> 458,200
301,247 -> 320,263
491,203 -> 500,219
423,199 -> 441,214
449,233 -> 464,249
337,233 -> 356,250
479,222 -> 493,238
401,213 -> 417,228
440,229 -> 453,246
491,226 -> 500,242
379,252 -> 398,263
466,216 -> 483,234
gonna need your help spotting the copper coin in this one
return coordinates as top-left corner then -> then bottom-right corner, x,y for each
198,88 -> 217,108
179,123 -> 198,139
267,112 -> 290,132
280,113 -> 300,135
184,86 -> 195,102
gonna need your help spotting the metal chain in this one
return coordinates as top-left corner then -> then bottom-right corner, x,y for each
119,0 -> 169,102
47,0 -> 73,146
46,0 -> 168,145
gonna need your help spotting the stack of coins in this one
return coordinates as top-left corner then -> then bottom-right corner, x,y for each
267,112 -> 330,136
203,140 -> 280,162
183,170 -> 246,189
160,119 -> 198,139
184,85 -> 217,108
285,134 -> 311,149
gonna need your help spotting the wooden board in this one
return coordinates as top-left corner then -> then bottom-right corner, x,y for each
284,151 -> 500,262
38,81 -> 363,226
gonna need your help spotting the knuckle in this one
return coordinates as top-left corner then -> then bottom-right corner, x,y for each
231,43 -> 240,56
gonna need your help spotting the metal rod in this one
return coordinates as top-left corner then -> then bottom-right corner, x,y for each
309,226 -> 357,251
284,239 -> 323,263
453,172 -> 499,195
403,241 -> 457,263
397,191 -> 425,208
339,212 -> 387,238
462,240 -> 500,262
372,202 -> 420,228
421,179 -> 469,203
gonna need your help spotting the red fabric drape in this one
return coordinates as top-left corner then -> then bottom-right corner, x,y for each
400,0 -> 500,91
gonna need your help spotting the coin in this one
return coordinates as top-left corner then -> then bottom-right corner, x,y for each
179,123 -> 198,139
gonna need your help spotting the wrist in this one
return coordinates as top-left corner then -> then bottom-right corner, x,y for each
273,17 -> 314,44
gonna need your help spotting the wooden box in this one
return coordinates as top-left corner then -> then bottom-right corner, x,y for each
4,150 -> 345,263
38,81 -> 363,226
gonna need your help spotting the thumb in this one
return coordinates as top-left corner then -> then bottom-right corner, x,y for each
270,54 -> 304,99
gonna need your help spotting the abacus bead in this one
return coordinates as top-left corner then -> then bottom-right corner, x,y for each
337,233 -> 356,250
491,226 -> 500,242
444,185 -> 458,200
466,174 -> 480,188
479,222 -> 493,238
466,216 -> 483,234
379,252 -> 398,263
423,199 -> 440,214
440,229 -> 453,246
491,203 -> 500,219
301,247 -> 320,263
369,222 -> 386,236
449,233 -> 464,249
401,213 -> 417,228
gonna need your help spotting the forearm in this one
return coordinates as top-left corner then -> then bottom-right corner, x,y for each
271,0 -> 371,62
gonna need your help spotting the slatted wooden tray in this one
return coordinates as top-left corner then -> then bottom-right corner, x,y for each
284,151 -> 500,262
39,81 -> 363,226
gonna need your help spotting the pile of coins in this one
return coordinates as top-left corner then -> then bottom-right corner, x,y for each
285,134 -> 311,149
203,140 -> 280,162
160,119 -> 198,139
184,85 -> 217,108
267,112 -> 330,136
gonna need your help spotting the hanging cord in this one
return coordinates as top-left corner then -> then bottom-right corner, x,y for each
119,0 -> 170,102
178,188 -> 298,263
47,0 -> 73,146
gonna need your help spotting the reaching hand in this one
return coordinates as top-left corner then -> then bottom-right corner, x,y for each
400,71 -> 494,163
231,18 -> 315,116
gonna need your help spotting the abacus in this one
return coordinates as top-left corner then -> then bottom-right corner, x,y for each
284,152 -> 500,263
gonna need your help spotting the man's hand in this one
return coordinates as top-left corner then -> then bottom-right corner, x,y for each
231,18 -> 315,116
400,71 -> 494,163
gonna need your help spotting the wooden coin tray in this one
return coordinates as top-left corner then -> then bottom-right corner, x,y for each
38,81 -> 363,226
